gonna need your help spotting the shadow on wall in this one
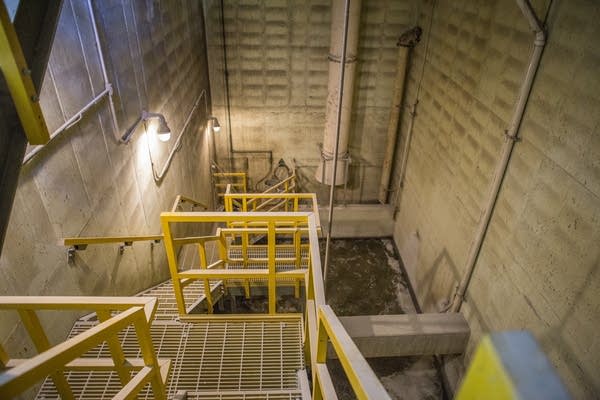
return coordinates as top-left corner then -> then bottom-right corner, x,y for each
420,248 -> 457,311
537,254 -> 600,395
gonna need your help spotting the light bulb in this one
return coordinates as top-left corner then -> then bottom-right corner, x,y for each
157,131 -> 171,142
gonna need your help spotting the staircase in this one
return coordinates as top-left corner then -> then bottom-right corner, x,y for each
3,189 -> 471,400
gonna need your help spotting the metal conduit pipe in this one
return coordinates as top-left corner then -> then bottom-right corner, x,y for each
323,0 -> 354,284
150,90 -> 206,182
22,0 -> 121,164
87,0 -> 119,139
22,87 -> 111,164
378,27 -> 422,204
450,0 -> 546,312
315,0 -> 361,186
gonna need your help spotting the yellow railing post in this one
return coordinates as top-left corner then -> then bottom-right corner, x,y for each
161,218 -> 187,315
198,244 -> 214,313
17,309 -> 74,400
241,230 -> 251,298
132,310 -> 167,400
267,220 -> 277,314
294,228 -> 302,298
96,310 -> 131,386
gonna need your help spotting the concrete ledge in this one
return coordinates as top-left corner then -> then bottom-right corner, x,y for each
331,313 -> 470,358
319,204 -> 394,238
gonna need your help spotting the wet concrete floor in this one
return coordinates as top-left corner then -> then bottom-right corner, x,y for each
322,238 -> 444,400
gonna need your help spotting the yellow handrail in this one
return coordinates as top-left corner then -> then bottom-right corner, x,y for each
213,172 -> 248,199
170,194 -> 209,212
64,234 -> 163,249
63,194 -> 208,251
262,171 -> 297,194
223,192 -> 321,232
159,211 -> 391,399
0,296 -> 169,399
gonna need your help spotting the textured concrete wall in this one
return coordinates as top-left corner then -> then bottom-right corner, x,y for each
0,0 -> 211,359
391,0 -> 600,397
208,0 -> 416,201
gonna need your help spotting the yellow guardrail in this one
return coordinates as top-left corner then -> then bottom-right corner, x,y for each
0,296 -> 170,399
223,191 -> 321,232
160,211 -> 391,399
262,171 -> 297,194
213,171 -> 248,200
170,194 -> 209,212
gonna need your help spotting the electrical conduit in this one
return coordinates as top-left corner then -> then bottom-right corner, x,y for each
378,27 -> 422,204
450,0 -> 546,312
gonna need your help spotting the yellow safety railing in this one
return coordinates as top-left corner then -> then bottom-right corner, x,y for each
262,170 -> 297,194
161,212 -> 311,315
160,211 -> 391,399
170,194 -> 209,212
213,171 -> 248,201
223,191 -> 321,232
0,296 -> 170,399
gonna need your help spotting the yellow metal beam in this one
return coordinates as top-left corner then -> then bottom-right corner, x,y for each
0,2 -> 49,145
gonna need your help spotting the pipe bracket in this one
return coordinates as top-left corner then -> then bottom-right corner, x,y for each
504,130 -> 521,142
327,54 -> 357,64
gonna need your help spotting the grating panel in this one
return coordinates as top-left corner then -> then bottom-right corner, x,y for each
138,280 -> 222,320
36,318 -> 304,400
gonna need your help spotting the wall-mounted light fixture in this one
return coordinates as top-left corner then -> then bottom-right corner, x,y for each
121,110 -> 171,143
208,116 -> 220,133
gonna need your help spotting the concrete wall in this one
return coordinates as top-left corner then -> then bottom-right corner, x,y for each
391,0 -> 600,397
207,0 -> 416,202
0,0 -> 211,358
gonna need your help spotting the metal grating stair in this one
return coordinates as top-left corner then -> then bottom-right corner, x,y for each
36,279 -> 306,400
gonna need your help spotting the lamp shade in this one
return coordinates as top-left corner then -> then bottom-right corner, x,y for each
156,116 -> 171,142
210,116 -> 221,133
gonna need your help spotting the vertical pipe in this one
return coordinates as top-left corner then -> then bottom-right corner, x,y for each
378,46 -> 409,203
451,0 -> 546,312
378,27 -> 422,204
396,101 -> 417,191
315,0 -> 361,186
323,0 -> 352,284
86,0 -> 120,138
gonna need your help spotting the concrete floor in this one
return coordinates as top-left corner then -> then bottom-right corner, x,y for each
322,238 -> 444,400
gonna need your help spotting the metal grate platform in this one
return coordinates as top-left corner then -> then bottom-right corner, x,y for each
36,276 -> 305,400
138,280 -> 222,321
